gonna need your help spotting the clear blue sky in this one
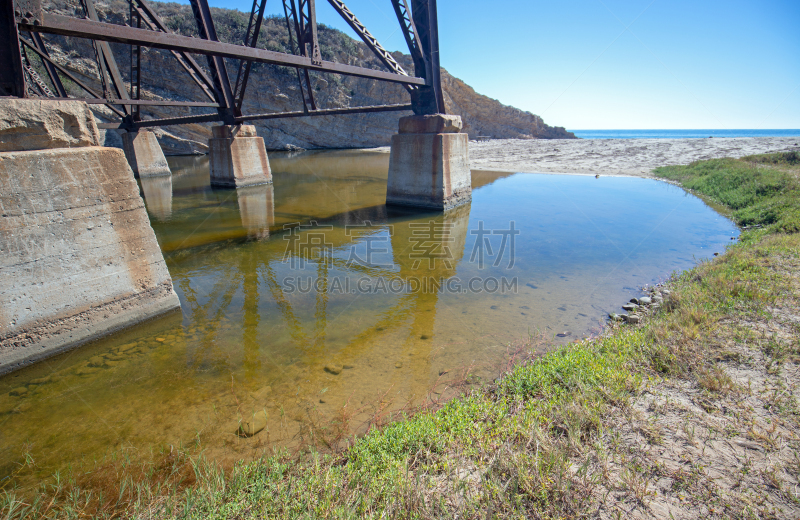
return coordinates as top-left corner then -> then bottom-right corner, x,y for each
194,0 -> 800,130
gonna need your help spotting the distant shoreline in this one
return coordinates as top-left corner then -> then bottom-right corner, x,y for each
468,136 -> 800,177
570,129 -> 800,139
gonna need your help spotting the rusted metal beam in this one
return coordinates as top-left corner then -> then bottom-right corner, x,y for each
131,0 -> 216,102
232,0 -> 267,111
1,0 -> 28,96
327,0 -> 408,79
28,32 -> 67,97
19,37 -> 126,117
97,112 -> 221,128
390,0 -> 425,77
237,103 -> 412,122
94,103 -> 412,128
188,0 -> 236,122
23,14 -> 426,86
408,0 -> 444,115
41,96 -> 221,107
80,0 -> 132,116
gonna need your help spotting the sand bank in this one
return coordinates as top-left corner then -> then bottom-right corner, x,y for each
465,136 -> 800,177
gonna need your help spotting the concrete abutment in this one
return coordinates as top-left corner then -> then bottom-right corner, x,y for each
209,125 -> 272,188
386,114 -> 472,211
0,100 -> 180,375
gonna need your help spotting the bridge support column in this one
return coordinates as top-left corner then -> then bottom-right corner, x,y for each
209,125 -> 272,188
386,114 -> 471,210
0,100 -> 180,375
121,130 -> 171,177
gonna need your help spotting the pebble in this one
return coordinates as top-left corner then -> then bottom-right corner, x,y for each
76,366 -> 100,376
625,315 -> 641,324
9,387 -> 27,397
662,290 -> 671,296
556,331 -> 571,337
88,355 -> 106,367
237,411 -> 267,437
29,376 -> 52,386
343,364 -> 355,369
119,342 -> 139,353
622,303 -> 638,311
156,338 -> 166,342
395,362 -> 403,369
638,296 -> 652,305
324,364 -> 343,375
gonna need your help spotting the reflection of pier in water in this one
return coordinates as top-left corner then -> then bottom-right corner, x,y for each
136,152 -> 501,439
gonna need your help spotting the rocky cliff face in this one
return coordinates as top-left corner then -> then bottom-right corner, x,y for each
36,0 -> 575,153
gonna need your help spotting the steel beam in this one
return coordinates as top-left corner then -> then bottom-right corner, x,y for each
237,103 -> 412,122
131,0 -> 216,101
408,0 -> 444,114
187,0 -> 236,122
1,0 -> 27,96
232,0 -> 267,110
19,38 -> 126,117
391,0 -> 425,77
28,32 -> 67,97
36,96 -> 221,107
328,0 -> 408,79
80,0 -> 132,115
97,112 -> 221,128
23,14 -> 426,86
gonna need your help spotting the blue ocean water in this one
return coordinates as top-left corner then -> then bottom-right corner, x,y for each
570,129 -> 800,139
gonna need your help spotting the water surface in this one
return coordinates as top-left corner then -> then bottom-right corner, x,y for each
0,149 -> 738,487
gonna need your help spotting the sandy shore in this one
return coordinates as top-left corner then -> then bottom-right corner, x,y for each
465,137 -> 800,177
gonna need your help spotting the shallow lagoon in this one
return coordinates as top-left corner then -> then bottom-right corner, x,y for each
0,149 -> 738,487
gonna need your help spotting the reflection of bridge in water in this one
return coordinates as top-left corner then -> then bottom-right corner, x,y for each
146,153 -> 476,406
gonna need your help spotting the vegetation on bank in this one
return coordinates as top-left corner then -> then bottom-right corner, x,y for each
2,152 -> 799,518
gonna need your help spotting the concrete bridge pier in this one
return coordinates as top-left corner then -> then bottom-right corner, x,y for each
121,130 -> 171,177
386,114 -> 472,210
209,125 -> 272,188
0,100 -> 180,375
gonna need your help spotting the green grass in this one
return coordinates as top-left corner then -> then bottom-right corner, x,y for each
2,151 -> 799,519
654,151 -> 800,232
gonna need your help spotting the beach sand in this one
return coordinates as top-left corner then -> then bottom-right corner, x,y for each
465,136 -> 800,177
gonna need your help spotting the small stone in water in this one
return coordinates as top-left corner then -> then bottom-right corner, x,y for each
324,364 -> 343,375
490,305 -> 498,310
156,338 -> 166,342
29,376 -> 52,386
237,411 -> 267,437
622,303 -> 638,311
343,364 -> 355,369
395,362 -> 403,369
88,355 -> 105,367
420,335 -> 430,340
556,331 -> 571,337
9,387 -> 27,397
76,366 -> 99,376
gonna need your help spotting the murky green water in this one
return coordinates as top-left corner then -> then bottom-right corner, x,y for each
0,149 -> 738,488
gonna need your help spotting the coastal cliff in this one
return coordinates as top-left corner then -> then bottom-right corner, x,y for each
36,0 -> 575,153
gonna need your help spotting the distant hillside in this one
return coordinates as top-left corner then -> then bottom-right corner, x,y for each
38,0 -> 576,153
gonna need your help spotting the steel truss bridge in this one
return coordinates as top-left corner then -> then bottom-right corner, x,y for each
0,0 -> 446,131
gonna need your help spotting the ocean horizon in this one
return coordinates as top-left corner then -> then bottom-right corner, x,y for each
570,129 -> 800,139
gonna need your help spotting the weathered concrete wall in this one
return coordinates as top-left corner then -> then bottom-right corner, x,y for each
0,99 -> 101,152
209,125 -> 272,188
0,146 -> 180,375
386,115 -> 472,210
121,131 -> 171,177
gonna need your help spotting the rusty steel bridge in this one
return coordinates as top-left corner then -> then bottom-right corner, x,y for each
0,0 -> 446,131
